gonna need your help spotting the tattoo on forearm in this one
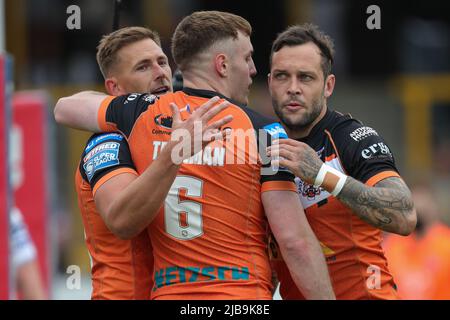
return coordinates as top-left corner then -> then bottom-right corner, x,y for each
297,150 -> 322,183
336,177 -> 415,233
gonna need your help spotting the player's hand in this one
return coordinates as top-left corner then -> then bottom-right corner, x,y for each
267,138 -> 323,184
169,96 -> 233,163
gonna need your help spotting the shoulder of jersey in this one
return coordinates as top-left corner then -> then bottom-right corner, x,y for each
123,93 -> 159,105
327,111 -> 362,135
84,132 -> 125,154
328,111 -> 382,145
243,105 -> 288,139
82,133 -> 124,182
150,91 -> 180,103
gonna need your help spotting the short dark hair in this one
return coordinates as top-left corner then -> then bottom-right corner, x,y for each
172,11 -> 252,71
270,24 -> 335,78
96,26 -> 161,78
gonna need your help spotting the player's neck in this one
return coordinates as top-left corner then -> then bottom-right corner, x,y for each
183,71 -> 230,99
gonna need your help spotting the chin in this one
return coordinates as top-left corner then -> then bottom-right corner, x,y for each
243,94 -> 250,106
283,114 -> 305,127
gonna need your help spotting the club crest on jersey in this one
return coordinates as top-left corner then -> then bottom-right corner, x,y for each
297,179 -> 322,200
262,123 -> 288,139
154,114 -> 173,129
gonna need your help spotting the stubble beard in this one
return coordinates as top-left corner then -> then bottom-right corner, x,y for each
273,94 -> 324,132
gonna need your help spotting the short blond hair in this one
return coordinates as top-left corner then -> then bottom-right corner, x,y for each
96,26 -> 161,78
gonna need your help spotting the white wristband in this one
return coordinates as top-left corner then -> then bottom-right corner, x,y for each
313,163 -> 348,197
330,174 -> 347,197
313,163 -> 329,187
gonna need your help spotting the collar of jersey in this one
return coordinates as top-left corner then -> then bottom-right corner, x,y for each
182,87 -> 245,108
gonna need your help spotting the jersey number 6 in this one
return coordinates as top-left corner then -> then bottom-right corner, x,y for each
164,176 -> 204,240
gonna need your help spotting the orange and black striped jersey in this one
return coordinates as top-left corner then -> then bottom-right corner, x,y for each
271,108 -> 400,300
96,88 -> 297,299
76,132 -> 153,299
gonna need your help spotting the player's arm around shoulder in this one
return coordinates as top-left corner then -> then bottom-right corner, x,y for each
93,98 -> 233,239
262,190 -> 335,300
54,91 -> 109,131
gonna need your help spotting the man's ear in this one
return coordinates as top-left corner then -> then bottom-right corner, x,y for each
214,53 -> 228,78
105,77 -> 120,96
324,74 -> 335,99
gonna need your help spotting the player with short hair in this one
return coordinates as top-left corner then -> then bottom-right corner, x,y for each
73,26 -> 224,299
55,12 -> 335,300
266,24 -> 417,299
74,26 -> 172,299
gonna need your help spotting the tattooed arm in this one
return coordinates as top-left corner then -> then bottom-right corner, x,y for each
335,177 -> 416,235
268,138 -> 417,236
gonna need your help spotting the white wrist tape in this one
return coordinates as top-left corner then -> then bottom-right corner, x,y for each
313,163 -> 348,197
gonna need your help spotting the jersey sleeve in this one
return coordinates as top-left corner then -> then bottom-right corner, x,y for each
79,133 -> 138,196
332,120 -> 400,186
257,121 -> 296,193
98,93 -> 159,137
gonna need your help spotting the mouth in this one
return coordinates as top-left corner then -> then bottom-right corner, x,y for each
151,85 -> 170,96
284,102 -> 304,111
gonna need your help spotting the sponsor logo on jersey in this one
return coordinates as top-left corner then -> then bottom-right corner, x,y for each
85,133 -> 123,152
142,94 -> 158,104
350,126 -> 378,141
262,123 -> 288,139
152,129 -> 171,136
123,93 -> 158,105
153,265 -> 250,291
154,114 -> 173,129
84,142 -> 120,162
123,93 -> 140,104
261,123 -> 289,174
361,142 -> 392,159
83,142 -> 120,182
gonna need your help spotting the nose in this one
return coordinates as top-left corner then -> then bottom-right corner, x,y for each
287,77 -> 301,95
152,63 -> 167,81
249,59 -> 257,78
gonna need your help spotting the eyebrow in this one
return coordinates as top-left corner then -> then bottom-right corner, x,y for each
132,56 -> 167,69
133,59 -> 151,69
272,68 -> 316,75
